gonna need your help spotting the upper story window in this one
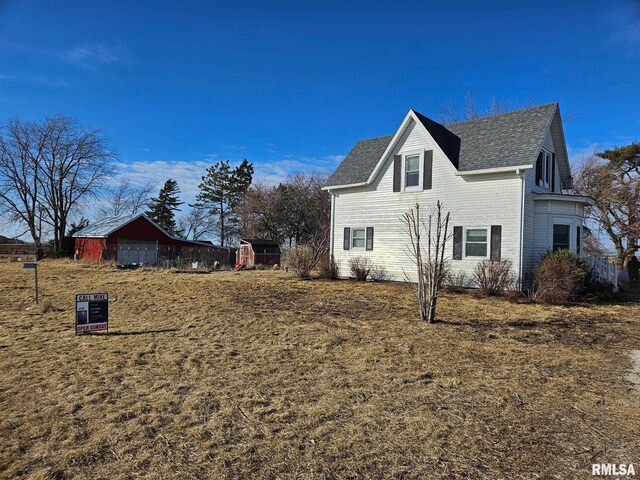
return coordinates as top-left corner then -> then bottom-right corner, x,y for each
535,149 -> 556,191
405,154 -> 420,188
393,150 -> 433,193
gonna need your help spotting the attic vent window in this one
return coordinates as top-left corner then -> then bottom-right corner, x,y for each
405,155 -> 420,187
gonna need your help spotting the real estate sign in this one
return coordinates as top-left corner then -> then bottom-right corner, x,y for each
75,293 -> 109,334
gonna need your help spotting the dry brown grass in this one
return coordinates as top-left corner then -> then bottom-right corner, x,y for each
0,260 -> 639,479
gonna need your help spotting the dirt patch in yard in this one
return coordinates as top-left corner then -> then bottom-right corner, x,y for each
0,261 -> 639,479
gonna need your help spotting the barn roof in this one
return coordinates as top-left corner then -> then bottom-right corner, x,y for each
324,103 -> 570,188
73,213 -> 222,248
73,213 -> 141,238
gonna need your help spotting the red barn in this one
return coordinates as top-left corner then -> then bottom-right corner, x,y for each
74,213 -> 229,266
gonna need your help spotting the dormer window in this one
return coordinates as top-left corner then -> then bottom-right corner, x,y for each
405,155 -> 420,188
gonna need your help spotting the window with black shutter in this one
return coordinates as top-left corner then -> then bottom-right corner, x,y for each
393,155 -> 402,192
535,152 -> 543,186
453,226 -> 462,260
343,227 -> 350,250
490,225 -> 502,260
423,150 -> 433,190
366,227 -> 374,250
551,153 -> 556,192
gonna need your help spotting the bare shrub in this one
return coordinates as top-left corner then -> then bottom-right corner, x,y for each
531,256 -> 582,304
318,255 -> 339,280
473,259 -> 514,296
349,257 -> 372,281
444,271 -> 468,293
401,201 -> 451,323
370,264 -> 389,282
287,245 -> 317,279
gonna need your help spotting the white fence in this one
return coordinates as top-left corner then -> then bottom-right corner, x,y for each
586,256 -> 619,292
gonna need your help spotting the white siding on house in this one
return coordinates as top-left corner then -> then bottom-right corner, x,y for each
331,119 -> 523,284
521,125 -> 585,284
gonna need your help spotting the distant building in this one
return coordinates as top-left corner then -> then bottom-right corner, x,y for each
73,213 -> 230,266
236,239 -> 281,266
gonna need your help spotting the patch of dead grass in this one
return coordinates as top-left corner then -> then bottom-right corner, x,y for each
0,261 -> 638,479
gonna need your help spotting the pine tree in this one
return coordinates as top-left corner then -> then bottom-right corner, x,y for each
194,159 -> 254,246
146,179 -> 184,236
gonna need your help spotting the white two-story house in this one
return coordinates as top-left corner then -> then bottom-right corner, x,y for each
322,103 -> 594,286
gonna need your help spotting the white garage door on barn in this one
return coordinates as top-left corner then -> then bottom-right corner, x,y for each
117,240 -> 158,265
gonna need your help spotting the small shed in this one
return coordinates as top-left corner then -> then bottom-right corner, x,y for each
236,239 -> 281,266
73,213 -> 230,267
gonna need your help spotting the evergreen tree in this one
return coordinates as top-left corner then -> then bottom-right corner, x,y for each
194,159 -> 254,246
146,179 -> 184,236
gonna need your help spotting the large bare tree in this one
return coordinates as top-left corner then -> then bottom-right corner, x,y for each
0,116 -> 115,257
437,91 -> 540,125
573,144 -> 640,268
0,119 -> 48,257
99,178 -> 153,217
178,206 -> 217,241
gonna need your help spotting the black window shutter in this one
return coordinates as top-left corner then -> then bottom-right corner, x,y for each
366,227 -> 374,251
551,153 -> 556,192
453,226 -> 462,260
343,227 -> 350,250
393,155 -> 402,192
535,152 -> 543,186
490,225 -> 502,260
423,150 -> 433,190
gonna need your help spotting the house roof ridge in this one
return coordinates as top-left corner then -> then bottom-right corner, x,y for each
444,102 -> 558,126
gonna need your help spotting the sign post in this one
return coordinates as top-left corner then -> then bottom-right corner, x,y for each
75,293 -> 109,334
23,263 -> 38,304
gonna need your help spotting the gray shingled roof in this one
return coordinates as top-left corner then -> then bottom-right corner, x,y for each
446,103 -> 557,171
324,103 -> 559,188
73,213 -> 141,238
323,135 -> 393,187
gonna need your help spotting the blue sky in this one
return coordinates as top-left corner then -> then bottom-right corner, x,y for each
1,0 -> 639,206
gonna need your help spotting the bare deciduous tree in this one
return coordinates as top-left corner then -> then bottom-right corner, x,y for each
0,116 -> 115,257
0,119 -> 48,257
437,91 -> 539,125
99,178 -> 153,217
573,150 -> 640,268
178,206 -> 217,241
402,202 -> 451,323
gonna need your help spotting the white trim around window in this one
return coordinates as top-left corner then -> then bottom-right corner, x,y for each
351,227 -> 366,249
401,150 -> 423,191
536,148 -> 556,191
547,215 -> 584,254
463,226 -> 489,258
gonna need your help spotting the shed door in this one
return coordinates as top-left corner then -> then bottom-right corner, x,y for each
238,245 -> 253,266
117,240 -> 158,265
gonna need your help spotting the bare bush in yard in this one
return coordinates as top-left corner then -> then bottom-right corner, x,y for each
473,259 -> 515,296
402,201 -> 451,323
531,250 -> 590,304
287,245 -> 317,279
318,254 -> 339,280
445,271 -> 468,292
349,256 -> 373,281
370,264 -> 390,282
